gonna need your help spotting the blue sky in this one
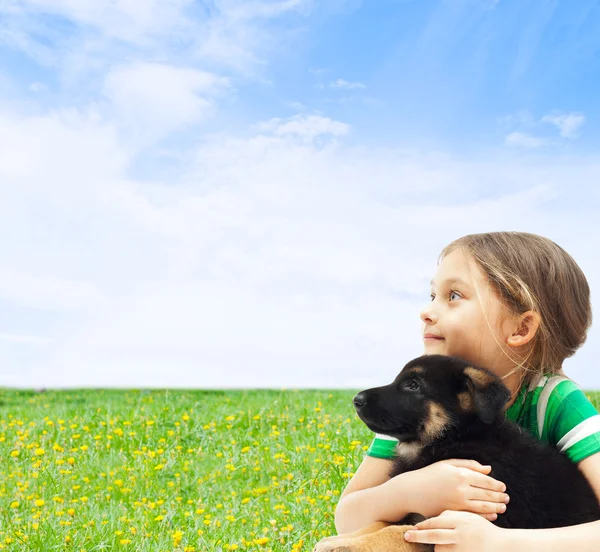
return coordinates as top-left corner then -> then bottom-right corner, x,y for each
1,0 -> 600,389
5,1 -> 600,152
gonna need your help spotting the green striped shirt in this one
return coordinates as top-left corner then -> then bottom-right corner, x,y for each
366,374 -> 600,464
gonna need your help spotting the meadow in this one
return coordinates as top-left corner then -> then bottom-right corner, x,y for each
0,388 -> 373,551
2,387 -> 599,552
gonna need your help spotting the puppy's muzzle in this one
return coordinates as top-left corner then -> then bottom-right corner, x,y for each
353,392 -> 367,409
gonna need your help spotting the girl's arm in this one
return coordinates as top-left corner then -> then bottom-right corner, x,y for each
334,456 -> 414,534
335,456 -> 508,535
504,520 -> 600,551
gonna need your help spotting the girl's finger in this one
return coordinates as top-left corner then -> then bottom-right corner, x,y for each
469,487 -> 509,504
414,516 -> 458,530
404,529 -> 456,545
467,499 -> 507,515
446,458 -> 491,473
471,472 -> 507,492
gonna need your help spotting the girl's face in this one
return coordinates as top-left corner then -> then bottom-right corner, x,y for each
420,248 -> 516,378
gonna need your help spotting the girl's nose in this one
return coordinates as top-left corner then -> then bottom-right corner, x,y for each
420,304 -> 438,324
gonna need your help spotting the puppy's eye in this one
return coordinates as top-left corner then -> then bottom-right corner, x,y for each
405,380 -> 420,391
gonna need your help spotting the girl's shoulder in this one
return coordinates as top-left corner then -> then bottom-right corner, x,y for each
523,371 -> 600,463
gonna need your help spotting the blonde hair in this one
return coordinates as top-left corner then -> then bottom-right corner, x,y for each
439,232 -> 592,385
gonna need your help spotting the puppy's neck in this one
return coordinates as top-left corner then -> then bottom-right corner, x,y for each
395,440 -> 424,462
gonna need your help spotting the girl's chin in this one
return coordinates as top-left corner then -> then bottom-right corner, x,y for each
423,339 -> 446,351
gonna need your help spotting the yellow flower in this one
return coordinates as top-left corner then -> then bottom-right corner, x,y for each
172,530 -> 184,545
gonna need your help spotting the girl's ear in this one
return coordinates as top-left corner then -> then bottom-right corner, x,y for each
507,310 -> 541,347
463,366 -> 511,424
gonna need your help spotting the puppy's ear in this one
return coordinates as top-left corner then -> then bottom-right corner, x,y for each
463,366 -> 511,424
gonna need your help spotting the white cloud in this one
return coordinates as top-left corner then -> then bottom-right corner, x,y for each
0,0 -> 193,44
316,79 -> 366,90
1,3 -> 600,390
501,110 -> 586,148
254,114 -> 350,140
193,0 -> 313,74
102,62 -> 229,145
2,105 -> 600,389
541,112 -> 585,139
0,333 -> 54,345
498,110 -> 535,129
218,0 -> 310,20
504,131 -> 549,149
0,268 -> 100,312
29,82 -> 47,92
0,0 -> 314,83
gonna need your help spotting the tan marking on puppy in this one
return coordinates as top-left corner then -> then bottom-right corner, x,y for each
328,521 -> 391,540
409,366 -> 424,374
421,402 -> 451,444
313,525 -> 431,552
464,366 -> 495,387
458,391 -> 475,412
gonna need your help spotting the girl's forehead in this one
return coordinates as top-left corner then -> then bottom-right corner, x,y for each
436,250 -> 485,283
431,251 -> 493,295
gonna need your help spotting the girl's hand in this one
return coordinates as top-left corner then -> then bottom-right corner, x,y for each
402,458 -> 509,519
404,510 -> 508,551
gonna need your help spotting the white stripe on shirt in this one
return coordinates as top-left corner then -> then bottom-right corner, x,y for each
557,414 -> 600,453
537,376 -> 568,438
529,375 -> 547,392
374,433 -> 398,441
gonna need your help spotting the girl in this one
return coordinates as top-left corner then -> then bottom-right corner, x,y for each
334,232 -> 600,551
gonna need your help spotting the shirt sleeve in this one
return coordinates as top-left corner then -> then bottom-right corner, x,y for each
546,381 -> 600,464
366,433 -> 398,459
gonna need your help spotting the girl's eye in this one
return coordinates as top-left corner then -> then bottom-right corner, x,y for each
405,380 -> 420,391
429,290 -> 461,301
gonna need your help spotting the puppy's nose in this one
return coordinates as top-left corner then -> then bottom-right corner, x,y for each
353,393 -> 367,409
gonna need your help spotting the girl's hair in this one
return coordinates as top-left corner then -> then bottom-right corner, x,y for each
439,232 -> 592,384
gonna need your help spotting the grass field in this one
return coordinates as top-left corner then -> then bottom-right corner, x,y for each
2,387 -> 599,551
0,388 -> 373,551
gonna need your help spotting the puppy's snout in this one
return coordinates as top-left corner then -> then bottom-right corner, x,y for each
353,392 -> 367,409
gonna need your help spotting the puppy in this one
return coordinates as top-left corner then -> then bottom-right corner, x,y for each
313,354 -> 600,552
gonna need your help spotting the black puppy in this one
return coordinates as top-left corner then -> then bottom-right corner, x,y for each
353,354 -> 600,531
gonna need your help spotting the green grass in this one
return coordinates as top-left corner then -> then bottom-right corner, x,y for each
2,388 -> 599,551
0,388 -> 373,551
